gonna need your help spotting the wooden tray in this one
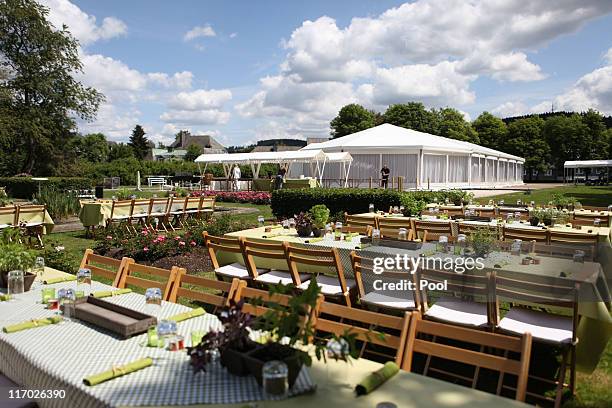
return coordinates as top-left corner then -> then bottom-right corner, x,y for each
62,296 -> 156,339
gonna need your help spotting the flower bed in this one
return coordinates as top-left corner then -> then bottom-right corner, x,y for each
191,190 -> 271,205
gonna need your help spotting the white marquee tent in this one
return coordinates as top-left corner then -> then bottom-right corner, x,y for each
563,160 -> 612,182
194,149 -> 353,186
297,124 -> 524,189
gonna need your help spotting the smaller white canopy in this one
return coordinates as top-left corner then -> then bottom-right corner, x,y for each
564,160 -> 612,168
195,149 -> 328,164
324,152 -> 353,162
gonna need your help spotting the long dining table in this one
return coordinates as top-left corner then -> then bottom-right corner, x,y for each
0,272 -> 530,408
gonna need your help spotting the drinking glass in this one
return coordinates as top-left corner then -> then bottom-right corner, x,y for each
511,239 -> 522,256
437,236 -> 449,253
398,228 -> 407,241
77,268 -> 92,296
399,205 -> 405,213
263,360 -> 289,398
7,271 -> 25,299
58,288 -> 76,319
573,250 -> 585,263
145,287 -> 163,317
455,234 -> 467,256
499,200 -> 505,205
324,223 -> 332,238
257,216 -> 265,227
371,228 -> 381,246
325,338 -> 350,387
594,218 -> 601,227
368,203 -> 375,213
157,319 -> 178,348
335,221 -> 343,231
288,218 -> 296,229
506,213 -> 514,223
34,256 -> 45,283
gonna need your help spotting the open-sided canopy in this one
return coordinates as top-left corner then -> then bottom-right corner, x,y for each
564,160 -> 612,168
195,149 -> 328,164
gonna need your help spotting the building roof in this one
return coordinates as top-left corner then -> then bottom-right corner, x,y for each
564,160 -> 612,168
194,150 -> 352,164
302,123 -> 523,162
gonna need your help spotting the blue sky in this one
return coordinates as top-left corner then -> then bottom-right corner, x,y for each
41,0 -> 612,146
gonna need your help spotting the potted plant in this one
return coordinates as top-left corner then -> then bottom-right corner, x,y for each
294,212 -> 313,237
468,227 -> 497,258
539,208 -> 554,226
528,214 -> 540,226
309,205 -> 329,237
0,232 -> 36,289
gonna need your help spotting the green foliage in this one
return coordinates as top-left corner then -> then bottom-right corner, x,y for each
0,177 -> 92,199
400,194 -> 426,216
108,143 -> 135,161
0,0 -> 103,175
0,187 -> 9,206
34,186 -> 80,219
183,144 -> 203,161
0,233 -> 36,273
41,243 -> 76,274
128,125 -> 149,160
437,107 -> 479,143
505,116 -> 548,179
472,112 -> 508,149
309,204 -> 330,228
468,227 -> 497,258
543,114 -> 590,172
330,103 -> 376,138
383,102 -> 439,134
68,133 -> 109,163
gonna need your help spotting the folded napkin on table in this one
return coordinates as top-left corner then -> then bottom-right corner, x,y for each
83,357 -> 153,386
92,289 -> 132,298
3,316 -> 63,333
0,294 -> 10,302
305,237 -> 325,243
344,233 -> 359,240
355,361 -> 399,396
167,307 -> 205,322
44,276 -> 77,284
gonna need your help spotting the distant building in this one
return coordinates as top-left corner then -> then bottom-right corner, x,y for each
250,138 -> 306,152
307,137 -> 330,145
149,148 -> 188,161
147,131 -> 226,161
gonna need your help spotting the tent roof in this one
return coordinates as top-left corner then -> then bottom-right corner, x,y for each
194,149 -> 328,164
324,152 -> 352,162
303,123 -> 523,162
564,160 -> 612,168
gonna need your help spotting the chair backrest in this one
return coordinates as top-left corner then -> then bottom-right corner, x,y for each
131,199 -> 150,216
0,206 -> 17,226
403,311 -> 532,401
345,214 -> 377,229
490,271 -> 579,343
168,270 -> 240,307
502,225 -> 548,242
439,206 -> 464,217
79,249 -> 133,288
184,197 -> 202,212
573,213 -> 609,226
202,232 -> 244,270
241,239 -> 289,280
530,241 -> 596,261
549,230 -> 598,251
110,200 -> 133,220
377,218 -> 413,240
477,208 -> 496,219
148,198 -> 170,215
234,280 -> 322,319
315,301 -> 411,366
201,196 -> 215,210
341,224 -> 372,236
499,208 -> 529,220
414,220 -> 453,242
168,196 -> 187,213
118,262 -> 182,301
458,222 -> 498,238
285,244 -> 349,300
350,251 -> 420,308
16,205 -> 46,223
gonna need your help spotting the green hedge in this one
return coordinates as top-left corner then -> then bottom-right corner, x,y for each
270,188 -> 474,218
0,177 -> 93,199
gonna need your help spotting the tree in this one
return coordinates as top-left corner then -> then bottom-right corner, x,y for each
128,125 -> 150,160
542,114 -> 590,171
382,102 -> 439,134
505,117 -> 548,181
472,112 -> 508,150
330,104 -> 376,138
184,143 -> 202,161
108,143 -> 134,162
437,108 -> 479,143
581,109 -> 609,160
69,133 -> 109,163
0,0 -> 103,174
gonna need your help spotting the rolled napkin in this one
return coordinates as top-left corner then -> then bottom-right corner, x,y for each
92,289 -> 132,298
344,233 -> 359,240
0,294 -> 10,302
167,307 -> 205,322
3,316 -> 63,333
44,276 -> 77,284
305,237 -> 325,243
83,357 -> 153,386
355,361 -> 399,396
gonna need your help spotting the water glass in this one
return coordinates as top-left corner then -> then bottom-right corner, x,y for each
282,219 -> 290,229
7,271 -> 25,298
371,228 -> 381,246
398,228 -> 407,241
335,221 -> 343,231
324,223 -> 332,238
437,236 -> 449,253
594,218 -> 601,227
157,320 -> 178,345
34,257 -> 45,282
325,338 -> 351,387
41,287 -> 56,304
77,268 -> 92,295
263,360 -> 289,398
288,218 -> 296,229
516,200 -> 521,205
58,288 -> 76,319
145,287 -> 162,316
573,250 -> 585,263
257,216 -> 265,227
511,239 -> 522,256
399,205 -> 405,213
506,213 -> 514,223
368,203 -> 375,213
530,201 -> 535,207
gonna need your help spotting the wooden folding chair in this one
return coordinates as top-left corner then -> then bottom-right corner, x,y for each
107,200 -> 133,231
549,230 -> 599,257
203,232 -> 267,281
345,214 -> 377,230
572,213 -> 609,227
350,251 -> 419,312
285,244 -> 356,306
0,205 -> 17,234
130,199 -> 151,230
182,196 -> 203,226
199,196 -> 215,220
502,225 -> 548,242
499,208 -> 529,221
414,220 -> 454,242
458,222 -> 499,238
167,196 -> 187,230
16,205 -> 47,247
477,208 -> 496,219
415,267 -> 493,329
79,249 -> 133,288
403,311 -> 532,402
341,224 -> 372,236
315,301 -> 411,366
242,239 -> 307,287
439,205 -> 464,217
377,217 -> 414,240
490,271 -> 580,407
168,271 -> 241,312
117,263 -> 182,301
147,198 -> 170,230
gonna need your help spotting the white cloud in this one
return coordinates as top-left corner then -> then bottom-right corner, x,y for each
184,25 -> 216,41
80,54 -> 148,94
491,102 -> 530,118
229,32 -> 238,39
40,0 -> 127,45
160,110 -> 230,125
168,89 -> 232,110
603,47 -> 612,65
552,65 -> 612,114
147,71 -> 193,90
78,103 -> 140,141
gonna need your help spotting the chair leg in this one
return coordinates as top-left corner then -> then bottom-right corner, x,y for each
554,350 -> 569,408
569,345 -> 576,395
423,335 -> 437,377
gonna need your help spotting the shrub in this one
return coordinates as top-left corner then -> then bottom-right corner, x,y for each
192,190 -> 271,205
34,187 -> 80,220
0,177 -> 92,199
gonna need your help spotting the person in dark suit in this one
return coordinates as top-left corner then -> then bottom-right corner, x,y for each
381,165 -> 390,188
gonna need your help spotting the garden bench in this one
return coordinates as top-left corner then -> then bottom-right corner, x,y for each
147,177 -> 167,188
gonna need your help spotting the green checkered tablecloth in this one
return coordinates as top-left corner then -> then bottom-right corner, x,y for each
0,281 -> 315,407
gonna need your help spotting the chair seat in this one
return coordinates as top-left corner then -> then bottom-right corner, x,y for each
498,308 -> 574,344
185,209 -> 199,214
0,224 -> 13,229
361,291 -> 416,310
23,222 -> 43,227
297,275 -> 355,296
425,297 -> 489,327
215,262 -> 268,279
131,213 -> 148,218
170,211 -> 184,215
149,212 -> 167,217
111,215 -> 130,220
255,270 -> 310,286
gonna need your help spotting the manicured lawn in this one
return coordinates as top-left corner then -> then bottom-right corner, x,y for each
571,341 -> 612,408
479,185 -> 612,208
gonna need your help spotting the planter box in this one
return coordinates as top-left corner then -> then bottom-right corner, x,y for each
220,342 -> 258,377
0,271 -> 36,292
243,343 -> 305,387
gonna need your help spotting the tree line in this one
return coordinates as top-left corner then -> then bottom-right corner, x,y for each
330,103 -> 612,180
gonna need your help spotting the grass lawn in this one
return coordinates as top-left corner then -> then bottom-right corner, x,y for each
479,185 -> 612,207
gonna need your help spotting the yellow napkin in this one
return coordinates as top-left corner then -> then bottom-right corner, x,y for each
44,276 -> 77,284
92,289 -> 132,298
355,361 -> 399,395
83,358 -> 153,386
0,294 -> 10,302
3,316 -> 63,333
167,307 -> 205,322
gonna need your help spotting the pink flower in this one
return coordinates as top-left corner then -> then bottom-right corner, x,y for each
143,247 -> 149,252
142,230 -> 149,236
106,236 -> 113,240
179,241 -> 186,247
174,236 -> 181,241
190,241 -> 196,247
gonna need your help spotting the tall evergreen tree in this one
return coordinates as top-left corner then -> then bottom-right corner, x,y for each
128,125 -> 150,160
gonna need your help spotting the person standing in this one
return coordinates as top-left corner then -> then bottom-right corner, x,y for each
380,164 -> 390,189
232,164 -> 241,191
274,165 -> 287,190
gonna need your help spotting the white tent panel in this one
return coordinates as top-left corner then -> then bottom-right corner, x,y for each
382,154 -> 418,187
449,156 -> 469,183
564,160 -> 612,168
423,154 -> 447,184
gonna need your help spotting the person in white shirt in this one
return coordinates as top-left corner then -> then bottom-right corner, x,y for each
232,164 -> 241,191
